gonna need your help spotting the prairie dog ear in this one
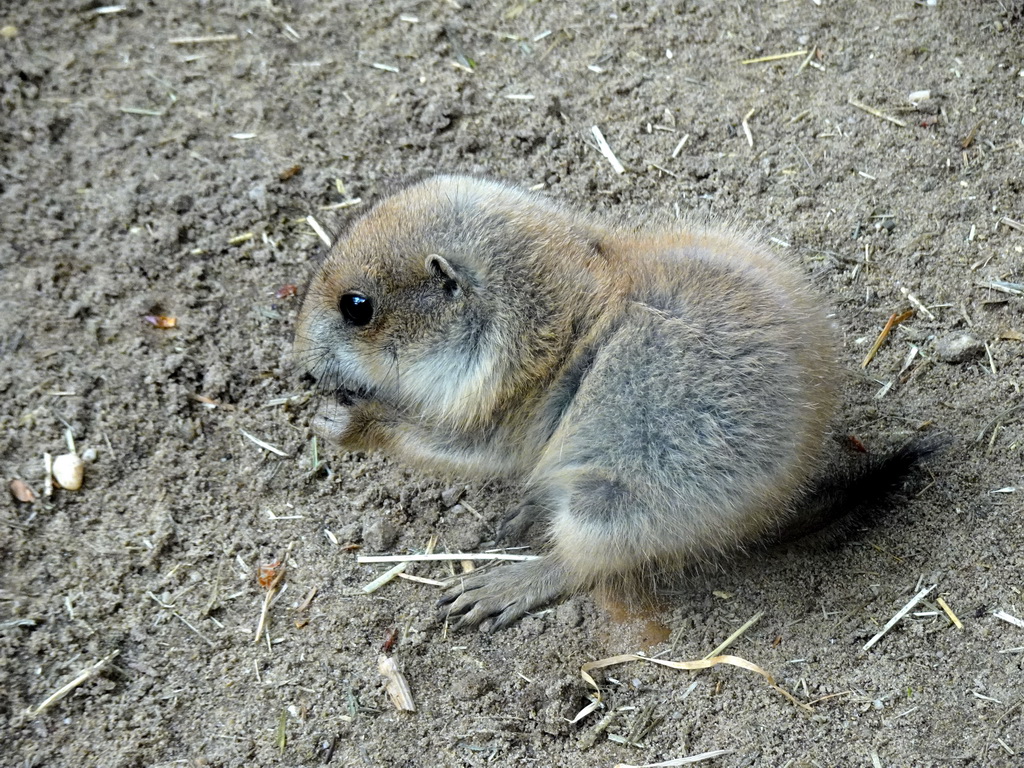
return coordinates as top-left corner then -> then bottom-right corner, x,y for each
425,253 -> 462,296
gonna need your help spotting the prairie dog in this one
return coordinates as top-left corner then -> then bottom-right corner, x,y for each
296,175 -> 876,630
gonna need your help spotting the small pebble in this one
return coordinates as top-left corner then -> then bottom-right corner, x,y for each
446,516 -> 483,551
933,332 -> 984,363
440,485 -> 466,508
52,453 -> 85,490
451,671 -> 495,701
362,516 -> 397,551
9,478 -> 35,503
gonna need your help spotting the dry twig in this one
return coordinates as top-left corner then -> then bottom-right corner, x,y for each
26,651 -> 120,717
848,97 -> 908,128
861,310 -> 914,368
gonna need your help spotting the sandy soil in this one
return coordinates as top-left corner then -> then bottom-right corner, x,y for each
2,1 -> 1023,766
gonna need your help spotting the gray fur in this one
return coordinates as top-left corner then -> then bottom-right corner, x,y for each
295,175 -> 843,631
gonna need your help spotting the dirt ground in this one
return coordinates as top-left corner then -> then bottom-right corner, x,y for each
2,1 -> 1023,766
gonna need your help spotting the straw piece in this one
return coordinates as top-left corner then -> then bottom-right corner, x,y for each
361,563 -> 407,593
169,34 -> 239,45
26,651 -> 120,717
848,97 -> 908,128
306,215 -> 332,248
358,552 -> 539,564
590,125 -> 626,174
614,750 -> 734,768
580,652 -> 810,712
936,596 -> 963,629
862,585 -> 935,651
994,610 -> 1024,629
741,50 -> 808,65
861,310 -> 914,368
239,429 -> 290,457
703,611 -> 764,659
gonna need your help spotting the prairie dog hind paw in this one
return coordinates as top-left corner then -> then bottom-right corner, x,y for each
438,558 -> 569,632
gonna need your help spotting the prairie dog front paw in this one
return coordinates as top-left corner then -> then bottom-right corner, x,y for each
312,400 -> 358,446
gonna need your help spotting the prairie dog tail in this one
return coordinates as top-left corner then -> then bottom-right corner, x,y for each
773,436 -> 947,544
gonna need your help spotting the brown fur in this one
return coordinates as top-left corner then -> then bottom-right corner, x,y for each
295,175 -> 839,630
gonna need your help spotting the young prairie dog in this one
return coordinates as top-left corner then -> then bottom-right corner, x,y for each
296,175 -> 920,631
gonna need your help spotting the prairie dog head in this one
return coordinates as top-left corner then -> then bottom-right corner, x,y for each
295,175 -> 603,430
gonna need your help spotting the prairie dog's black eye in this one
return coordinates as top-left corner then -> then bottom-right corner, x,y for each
339,292 -> 374,326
